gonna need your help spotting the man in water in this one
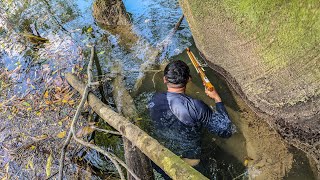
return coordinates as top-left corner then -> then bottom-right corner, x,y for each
148,60 -> 234,179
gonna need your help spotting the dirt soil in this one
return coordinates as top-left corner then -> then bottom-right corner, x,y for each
229,91 -> 293,180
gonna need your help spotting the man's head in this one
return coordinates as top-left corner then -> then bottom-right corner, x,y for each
164,60 -> 190,88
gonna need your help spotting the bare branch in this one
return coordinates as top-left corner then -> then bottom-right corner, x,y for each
58,45 -> 140,180
58,45 -> 95,180
90,126 -> 122,136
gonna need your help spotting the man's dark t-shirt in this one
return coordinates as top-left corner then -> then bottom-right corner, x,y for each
148,92 -> 233,159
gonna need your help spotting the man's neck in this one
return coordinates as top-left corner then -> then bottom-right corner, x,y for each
167,87 -> 186,94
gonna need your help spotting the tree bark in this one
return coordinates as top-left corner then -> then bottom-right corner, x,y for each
112,64 -> 154,180
65,73 -> 208,180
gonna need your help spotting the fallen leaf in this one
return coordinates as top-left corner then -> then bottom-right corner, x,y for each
68,100 -> 75,105
60,116 -> 69,122
52,69 -> 59,75
46,153 -> 53,177
244,159 -> 249,166
26,159 -> 34,170
56,87 -> 62,92
76,126 -> 94,137
35,111 -> 41,116
33,134 -> 48,141
1,163 -> 10,180
54,94 -> 61,100
88,122 -> 96,126
30,145 -> 36,150
57,131 -> 66,138
5,162 -> 9,173
98,51 -> 105,55
22,101 -> 31,107
87,26 -> 93,33
44,91 -> 49,98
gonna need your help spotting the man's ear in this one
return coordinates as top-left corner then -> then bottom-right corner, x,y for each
163,76 -> 168,84
188,76 -> 192,82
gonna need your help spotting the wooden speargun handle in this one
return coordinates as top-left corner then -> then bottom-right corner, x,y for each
186,48 -> 215,91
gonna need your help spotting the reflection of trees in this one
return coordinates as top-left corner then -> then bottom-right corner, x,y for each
0,0 -> 86,98
0,0 -> 78,34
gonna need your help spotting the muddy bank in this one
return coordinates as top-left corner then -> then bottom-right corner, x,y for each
179,0 -> 320,175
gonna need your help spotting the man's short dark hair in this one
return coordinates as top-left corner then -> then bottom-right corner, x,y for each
164,60 -> 190,87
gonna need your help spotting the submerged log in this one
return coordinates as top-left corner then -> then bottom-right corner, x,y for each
93,0 -> 130,27
112,64 -> 154,180
65,73 -> 208,180
92,0 -> 138,49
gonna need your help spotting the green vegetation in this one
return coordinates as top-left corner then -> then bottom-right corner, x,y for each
95,121 -> 124,159
222,0 -> 320,69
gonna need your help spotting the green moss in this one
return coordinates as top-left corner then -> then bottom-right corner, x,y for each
161,157 -> 177,179
222,0 -> 320,69
94,121 -> 124,159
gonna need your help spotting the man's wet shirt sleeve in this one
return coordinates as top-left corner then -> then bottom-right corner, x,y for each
196,101 -> 233,138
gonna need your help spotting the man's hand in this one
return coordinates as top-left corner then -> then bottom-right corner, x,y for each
205,88 -> 222,103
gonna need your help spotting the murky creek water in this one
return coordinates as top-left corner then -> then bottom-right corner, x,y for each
0,0 -> 316,179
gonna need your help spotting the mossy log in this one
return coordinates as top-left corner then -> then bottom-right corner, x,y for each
112,64 -> 154,180
65,73 -> 208,180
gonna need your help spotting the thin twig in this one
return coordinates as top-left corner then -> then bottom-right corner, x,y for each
58,46 -> 95,180
58,85 -> 90,179
72,136 -> 127,180
46,164 -> 70,180
90,126 -> 122,136
232,170 -> 248,180
152,70 -> 162,89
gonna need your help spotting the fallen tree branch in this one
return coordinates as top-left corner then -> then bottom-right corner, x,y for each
58,46 -> 139,180
65,73 -> 209,180
58,46 -> 93,179
112,64 -> 155,180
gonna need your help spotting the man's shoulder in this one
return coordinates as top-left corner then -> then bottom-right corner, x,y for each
182,94 -> 207,107
148,92 -> 167,109
151,92 -> 167,101
182,95 -> 211,113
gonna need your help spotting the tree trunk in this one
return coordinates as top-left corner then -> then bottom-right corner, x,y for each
112,64 -> 154,180
65,73 -> 208,180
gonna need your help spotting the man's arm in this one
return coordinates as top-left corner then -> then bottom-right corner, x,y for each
198,89 -> 233,138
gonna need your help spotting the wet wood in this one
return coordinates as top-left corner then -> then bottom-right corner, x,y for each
112,64 -> 154,180
65,73 -> 208,180
173,15 -> 184,33
93,46 -> 107,104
